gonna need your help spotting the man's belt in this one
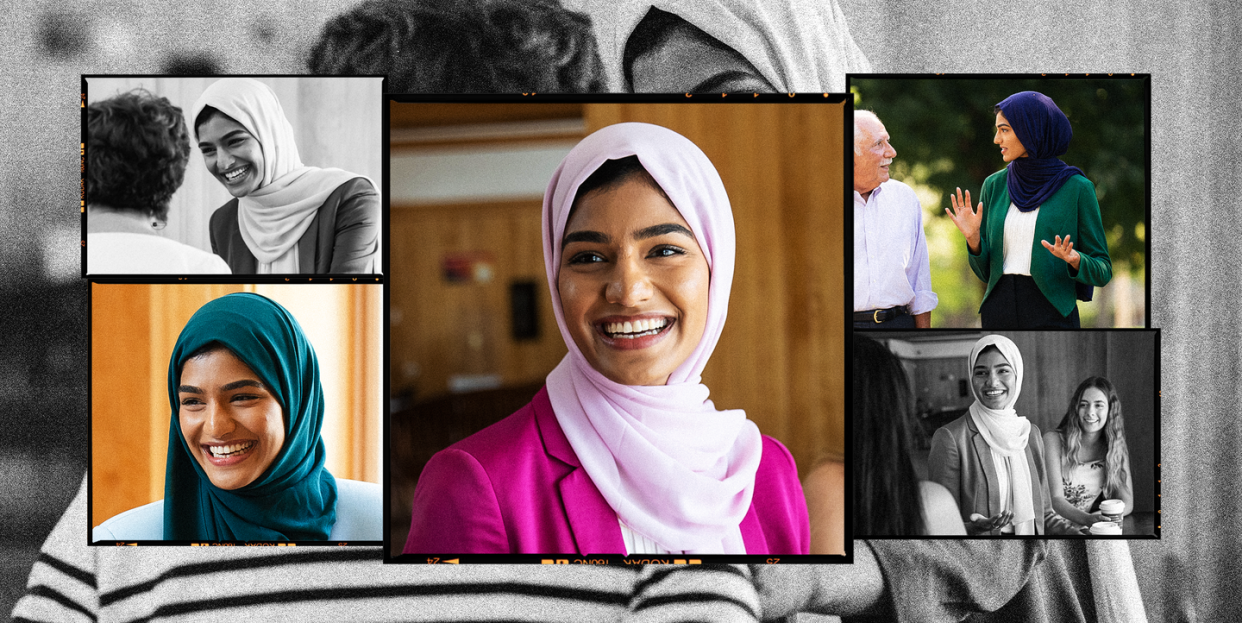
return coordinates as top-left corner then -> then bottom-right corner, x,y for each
853,305 -> 911,324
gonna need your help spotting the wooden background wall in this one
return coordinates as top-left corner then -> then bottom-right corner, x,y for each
91,283 -> 383,527
85,77 -> 382,257
390,101 -> 845,477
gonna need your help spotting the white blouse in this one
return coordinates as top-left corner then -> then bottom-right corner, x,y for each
1001,203 -> 1040,276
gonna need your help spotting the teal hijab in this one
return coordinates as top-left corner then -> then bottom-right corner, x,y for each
164,292 -> 337,540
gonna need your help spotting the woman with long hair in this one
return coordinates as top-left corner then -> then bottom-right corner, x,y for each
1044,376 -> 1134,527
846,335 -> 962,537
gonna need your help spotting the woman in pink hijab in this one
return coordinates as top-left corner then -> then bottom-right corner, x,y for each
404,122 -> 808,555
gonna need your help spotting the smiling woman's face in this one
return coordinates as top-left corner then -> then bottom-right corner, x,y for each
178,348 -> 285,490
628,15 -> 776,93
558,176 -> 710,386
197,113 -> 264,198
1077,386 -> 1109,434
972,347 -> 1015,410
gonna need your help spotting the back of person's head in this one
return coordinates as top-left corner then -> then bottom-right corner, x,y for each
86,89 -> 191,222
853,335 -> 926,535
308,0 -> 605,93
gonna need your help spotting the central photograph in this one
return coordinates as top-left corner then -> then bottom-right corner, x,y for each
387,100 -> 846,561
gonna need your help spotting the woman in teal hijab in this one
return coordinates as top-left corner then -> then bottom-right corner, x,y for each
92,292 -> 380,542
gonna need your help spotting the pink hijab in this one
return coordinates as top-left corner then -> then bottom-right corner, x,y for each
541,122 -> 762,554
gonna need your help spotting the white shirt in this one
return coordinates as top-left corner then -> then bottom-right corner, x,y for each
1001,203 -> 1040,276
91,478 -> 383,541
853,179 -> 938,314
619,517 -> 677,555
87,232 -> 231,275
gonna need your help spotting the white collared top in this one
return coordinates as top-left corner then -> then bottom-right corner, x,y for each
853,179 -> 938,314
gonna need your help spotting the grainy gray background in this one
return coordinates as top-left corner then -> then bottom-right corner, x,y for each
2,0 -> 1238,619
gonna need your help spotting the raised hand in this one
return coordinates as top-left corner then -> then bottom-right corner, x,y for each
1041,234 -> 1081,270
946,187 -> 983,254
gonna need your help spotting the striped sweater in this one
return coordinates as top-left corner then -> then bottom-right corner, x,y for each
11,477 -> 762,623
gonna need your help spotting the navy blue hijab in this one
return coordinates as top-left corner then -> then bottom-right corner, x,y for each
164,292 -> 337,541
996,91 -> 1084,212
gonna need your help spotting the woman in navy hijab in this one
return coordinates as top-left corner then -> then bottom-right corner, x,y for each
946,91 -> 1112,328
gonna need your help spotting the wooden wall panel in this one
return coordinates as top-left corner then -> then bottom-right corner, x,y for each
389,201 -> 568,400
584,103 -> 846,475
91,283 -> 382,527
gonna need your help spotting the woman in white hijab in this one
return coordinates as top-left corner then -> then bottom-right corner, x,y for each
928,334 -> 1084,535
562,0 -> 870,92
190,78 -> 379,274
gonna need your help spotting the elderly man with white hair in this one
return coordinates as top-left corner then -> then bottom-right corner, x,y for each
853,109 -> 937,329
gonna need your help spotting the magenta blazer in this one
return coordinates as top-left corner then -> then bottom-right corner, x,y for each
404,386 -> 810,555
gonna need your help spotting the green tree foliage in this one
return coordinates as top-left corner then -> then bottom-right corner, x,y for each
851,77 -> 1147,270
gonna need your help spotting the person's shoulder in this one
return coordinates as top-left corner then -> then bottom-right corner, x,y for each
937,413 -> 972,436
801,458 -> 844,499
422,391 -> 550,476
327,176 -> 378,205
336,478 -> 382,506
209,199 -> 239,229
918,481 -> 966,535
340,176 -> 377,195
1062,173 -> 1095,191
446,399 -> 543,461
881,178 -> 919,202
1058,174 -> 1097,200
92,499 -> 164,542
758,434 -> 798,470
330,479 -> 382,541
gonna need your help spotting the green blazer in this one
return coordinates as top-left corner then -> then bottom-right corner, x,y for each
967,170 -> 1112,317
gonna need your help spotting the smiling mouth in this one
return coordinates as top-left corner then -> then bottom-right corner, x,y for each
983,389 -> 1005,398
222,165 -> 250,183
206,440 -> 256,458
602,317 -> 669,339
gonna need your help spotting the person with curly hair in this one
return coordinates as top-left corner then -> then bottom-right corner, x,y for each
1044,376 -> 1134,528
308,0 -> 605,93
85,89 -> 230,274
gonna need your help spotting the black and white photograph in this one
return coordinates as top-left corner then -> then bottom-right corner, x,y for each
853,330 -> 1157,539
83,76 -> 383,275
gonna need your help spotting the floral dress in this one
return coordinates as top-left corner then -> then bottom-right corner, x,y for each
1062,459 -> 1106,512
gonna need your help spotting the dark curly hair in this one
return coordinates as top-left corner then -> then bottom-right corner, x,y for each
308,0 -> 605,93
86,89 -> 191,222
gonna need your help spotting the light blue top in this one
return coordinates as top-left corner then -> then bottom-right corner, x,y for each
92,478 -> 382,542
